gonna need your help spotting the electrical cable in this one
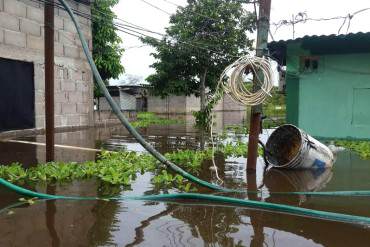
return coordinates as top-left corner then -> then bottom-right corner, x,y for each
1,0 -> 370,229
217,54 -> 274,106
34,0 -> 242,60
208,54 -> 274,177
55,0 -> 370,202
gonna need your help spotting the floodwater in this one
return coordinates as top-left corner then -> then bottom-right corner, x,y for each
0,113 -> 370,246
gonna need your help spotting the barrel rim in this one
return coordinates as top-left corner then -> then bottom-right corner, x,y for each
266,124 -> 304,168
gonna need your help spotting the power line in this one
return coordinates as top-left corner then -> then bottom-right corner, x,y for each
33,0 -> 243,60
138,0 -> 172,15
160,0 -> 182,8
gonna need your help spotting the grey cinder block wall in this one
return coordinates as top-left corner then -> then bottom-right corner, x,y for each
147,94 -> 245,114
0,0 -> 94,129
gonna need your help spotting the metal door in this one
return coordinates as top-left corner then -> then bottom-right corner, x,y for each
0,58 -> 35,131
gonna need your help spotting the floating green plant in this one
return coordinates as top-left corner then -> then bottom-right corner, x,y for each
335,140 -> 370,159
131,112 -> 182,128
0,141 -> 256,192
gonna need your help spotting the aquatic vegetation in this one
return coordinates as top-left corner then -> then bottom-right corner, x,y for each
151,170 -> 195,192
219,141 -> 248,157
164,149 -> 213,174
0,141 -> 254,191
262,89 -> 286,118
19,198 -> 38,205
224,125 -> 248,135
335,140 -> 370,159
131,112 -> 182,128
262,118 -> 286,129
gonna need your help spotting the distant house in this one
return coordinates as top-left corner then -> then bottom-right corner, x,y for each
147,94 -> 246,114
98,85 -> 147,112
268,32 -> 370,139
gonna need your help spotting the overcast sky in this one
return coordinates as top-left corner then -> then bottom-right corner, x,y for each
111,0 -> 370,84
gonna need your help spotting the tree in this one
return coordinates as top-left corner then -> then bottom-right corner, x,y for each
92,0 -> 124,98
143,0 -> 255,110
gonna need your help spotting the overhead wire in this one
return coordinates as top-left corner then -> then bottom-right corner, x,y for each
1,0 -> 370,228
138,0 -> 172,15
33,0 -> 243,60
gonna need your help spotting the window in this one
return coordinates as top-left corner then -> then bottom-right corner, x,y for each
300,56 -> 320,73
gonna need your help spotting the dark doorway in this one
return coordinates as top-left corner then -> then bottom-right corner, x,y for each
0,58 -> 35,131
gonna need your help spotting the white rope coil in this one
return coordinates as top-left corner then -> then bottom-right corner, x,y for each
218,54 -> 274,106
209,54 -> 275,184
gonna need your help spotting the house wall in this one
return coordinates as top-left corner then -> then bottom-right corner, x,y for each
147,95 -> 170,113
119,90 -> 136,111
286,42 -> 370,139
148,94 -> 244,114
185,94 -> 200,112
0,0 -> 94,130
168,95 -> 187,113
98,96 -> 120,111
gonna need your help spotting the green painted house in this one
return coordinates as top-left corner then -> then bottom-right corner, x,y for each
268,32 -> 370,139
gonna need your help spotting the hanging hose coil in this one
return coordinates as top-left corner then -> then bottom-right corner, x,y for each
1,0 -> 370,228
218,54 -> 274,106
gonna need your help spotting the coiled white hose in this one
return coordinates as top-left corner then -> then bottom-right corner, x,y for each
210,54 -> 275,183
218,54 -> 274,106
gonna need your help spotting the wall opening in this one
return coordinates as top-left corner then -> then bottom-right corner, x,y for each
300,56 -> 320,73
0,58 -> 35,131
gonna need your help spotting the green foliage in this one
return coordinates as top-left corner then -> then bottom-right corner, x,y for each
224,125 -> 248,135
263,88 -> 286,118
152,170 -> 196,192
220,141 -> 247,158
335,140 -> 370,159
92,0 -> 124,97
165,149 -> 213,174
143,0 -> 255,98
131,112 -> 182,128
0,141 -> 259,191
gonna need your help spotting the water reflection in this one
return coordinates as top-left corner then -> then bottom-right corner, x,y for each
0,115 -> 370,246
46,186 -> 60,247
264,169 -> 333,192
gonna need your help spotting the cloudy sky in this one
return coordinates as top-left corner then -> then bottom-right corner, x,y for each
111,0 -> 370,84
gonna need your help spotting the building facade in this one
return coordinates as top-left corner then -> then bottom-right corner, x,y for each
147,94 -> 245,114
0,0 -> 94,132
269,32 -> 370,139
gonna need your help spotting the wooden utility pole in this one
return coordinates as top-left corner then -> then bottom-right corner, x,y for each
247,0 -> 271,171
45,0 -> 55,162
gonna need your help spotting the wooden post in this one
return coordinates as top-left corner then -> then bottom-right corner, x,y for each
247,0 -> 272,171
45,0 -> 55,162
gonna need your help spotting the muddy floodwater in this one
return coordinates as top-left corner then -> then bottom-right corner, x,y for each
0,114 -> 370,246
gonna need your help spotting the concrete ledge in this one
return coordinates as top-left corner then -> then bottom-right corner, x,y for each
0,111 -> 137,140
0,125 -> 92,140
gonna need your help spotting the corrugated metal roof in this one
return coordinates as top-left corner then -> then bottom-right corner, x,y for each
269,32 -> 370,46
268,32 -> 370,65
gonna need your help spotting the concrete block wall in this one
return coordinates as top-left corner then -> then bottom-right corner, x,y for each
148,94 -> 244,114
185,94 -> 200,112
98,96 -> 120,111
169,95 -> 187,113
147,95 -> 170,113
0,0 -> 94,130
222,94 -> 245,111
119,91 -> 136,111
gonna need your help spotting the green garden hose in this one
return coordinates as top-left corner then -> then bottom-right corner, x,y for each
57,0 -> 224,192
55,0 -> 370,197
1,0 -> 370,228
1,178 -> 370,227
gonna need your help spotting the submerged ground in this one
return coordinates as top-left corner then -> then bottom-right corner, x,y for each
0,113 -> 369,247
